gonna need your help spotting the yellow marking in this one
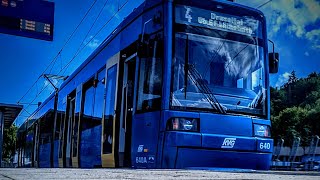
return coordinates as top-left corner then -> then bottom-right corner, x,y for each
58,159 -> 63,167
102,154 -> 115,167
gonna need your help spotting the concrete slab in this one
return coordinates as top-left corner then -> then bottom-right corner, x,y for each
0,168 -> 319,180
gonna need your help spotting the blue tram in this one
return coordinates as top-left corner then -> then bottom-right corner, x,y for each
16,0 -> 279,170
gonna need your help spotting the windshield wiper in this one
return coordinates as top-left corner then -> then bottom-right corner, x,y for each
249,88 -> 266,109
187,64 -> 226,114
183,35 -> 225,114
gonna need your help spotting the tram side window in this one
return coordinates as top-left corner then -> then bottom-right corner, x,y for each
73,90 -> 82,158
82,83 -> 95,132
136,58 -> 163,112
137,34 -> 163,112
58,102 -> 66,159
137,58 -> 162,111
25,129 -> 34,161
93,69 -> 105,122
55,113 -> 61,141
40,113 -> 53,145
103,65 -> 117,154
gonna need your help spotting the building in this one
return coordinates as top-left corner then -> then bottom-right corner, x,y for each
0,103 -> 23,167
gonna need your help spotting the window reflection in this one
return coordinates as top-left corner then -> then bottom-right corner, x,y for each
103,65 -> 117,154
172,33 -> 266,115
72,91 -> 81,158
93,70 -> 105,122
137,57 -> 162,112
82,85 -> 94,131
58,102 -> 66,159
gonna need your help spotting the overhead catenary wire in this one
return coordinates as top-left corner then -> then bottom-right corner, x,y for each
17,0 -> 99,105
256,0 -> 272,9
61,0 -> 129,76
48,0 -> 100,74
14,83 -> 51,126
19,83 -> 51,118
15,0 -> 100,124
71,0 -> 110,69
15,0 -> 130,126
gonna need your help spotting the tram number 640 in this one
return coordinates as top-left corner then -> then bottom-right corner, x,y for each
259,142 -> 271,150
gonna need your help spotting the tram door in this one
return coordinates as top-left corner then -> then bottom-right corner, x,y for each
102,53 -> 120,167
58,98 -> 67,167
33,123 -> 39,167
71,85 -> 82,168
119,55 -> 136,167
65,97 -> 75,167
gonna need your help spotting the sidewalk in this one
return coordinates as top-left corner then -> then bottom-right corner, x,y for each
0,168 -> 320,180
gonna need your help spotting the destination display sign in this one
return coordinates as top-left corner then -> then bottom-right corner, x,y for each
0,0 -> 54,41
175,5 -> 261,38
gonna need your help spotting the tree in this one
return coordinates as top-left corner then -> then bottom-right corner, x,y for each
270,87 -> 287,116
272,107 -> 309,146
271,72 -> 320,146
2,125 -> 18,162
288,70 -> 298,84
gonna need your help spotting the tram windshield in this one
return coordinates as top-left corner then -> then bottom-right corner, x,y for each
171,5 -> 267,116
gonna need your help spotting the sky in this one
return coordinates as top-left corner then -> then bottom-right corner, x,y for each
238,0 -> 320,87
0,0 -> 319,126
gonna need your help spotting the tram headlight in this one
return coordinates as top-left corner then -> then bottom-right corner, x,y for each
254,124 -> 271,137
166,118 -> 199,132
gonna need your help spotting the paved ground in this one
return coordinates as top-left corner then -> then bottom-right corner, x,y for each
0,168 -> 320,180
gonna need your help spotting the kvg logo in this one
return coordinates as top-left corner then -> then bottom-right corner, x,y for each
221,138 -> 236,148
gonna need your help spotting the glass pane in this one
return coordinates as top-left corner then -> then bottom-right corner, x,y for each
171,33 -> 266,116
175,5 -> 263,38
34,124 -> 39,162
82,85 -> 94,131
81,81 -> 101,167
136,58 -> 162,112
103,65 -> 117,154
73,91 -> 81,157
25,129 -> 33,164
172,5 -> 266,116
58,100 -> 66,159
93,69 -> 105,122
66,99 -> 75,160
55,113 -> 61,141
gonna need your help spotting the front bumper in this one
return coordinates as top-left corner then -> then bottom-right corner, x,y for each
175,148 -> 272,170
162,131 -> 273,170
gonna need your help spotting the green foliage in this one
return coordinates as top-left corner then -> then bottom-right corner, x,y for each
3,125 -> 18,162
271,72 -> 320,146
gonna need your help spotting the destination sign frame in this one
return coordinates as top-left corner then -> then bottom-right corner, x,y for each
0,0 -> 54,41
175,5 -> 262,38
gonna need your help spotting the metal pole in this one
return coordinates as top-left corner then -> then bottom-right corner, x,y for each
268,39 -> 275,54
268,39 -> 276,60
0,111 -> 4,167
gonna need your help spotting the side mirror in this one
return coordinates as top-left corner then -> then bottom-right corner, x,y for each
269,52 -> 279,74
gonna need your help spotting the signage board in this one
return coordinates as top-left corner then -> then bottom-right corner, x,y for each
0,0 -> 54,41
175,5 -> 262,38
